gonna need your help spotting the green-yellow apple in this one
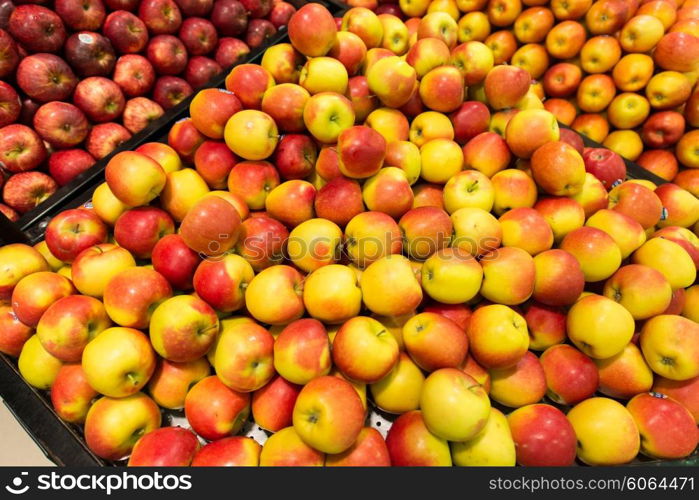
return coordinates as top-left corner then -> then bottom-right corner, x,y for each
443,169 -> 494,213
274,318 -> 331,384
333,316 -> 399,383
567,294 -> 635,359
260,43 -> 305,84
299,57 -> 349,95
420,368 -> 491,441
450,408 -> 515,466
37,295 -> 111,362
246,265 -> 305,325
586,209 -> 646,259
287,218 -> 343,272
84,393 -> 161,461
224,110 -> 278,161
70,244 -> 135,298
18,335 -> 63,390
560,227 -> 622,282
365,108 -> 410,144
344,211 -> 403,268
419,138 -> 463,184
632,237 -> 697,290
409,110 -> 454,147
303,92 -> 355,143
421,247 -> 483,304
292,376 -> 365,453
360,254 -> 422,316
82,327 -> 156,398
450,41 -> 494,85
160,168 -> 210,222
378,13 -> 409,55
370,351 -> 425,414
402,312 -> 469,371
418,12 -> 458,48
215,319 -> 274,392
534,196 -> 585,243
366,55 -> 417,108
467,304 -> 529,369
149,295 -> 219,362
567,397 -> 640,465
640,314 -> 699,380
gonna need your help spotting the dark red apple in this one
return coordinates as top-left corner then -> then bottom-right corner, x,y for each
113,54 -> 156,96
0,0 -> 14,30
559,128 -> 585,155
184,56 -> 222,88
147,34 -> 188,75
73,76 -> 126,123
16,53 -> 77,103
104,0 -> 139,10
0,124 -> 48,172
33,102 -> 89,149
0,28 -> 18,78
214,37 -> 249,68
64,31 -> 116,77
122,97 -> 164,133
174,0 -> 213,16
268,1 -> 295,29
194,140 -> 238,188
103,10 -> 149,54
139,0 -> 182,35
239,0 -> 271,18
153,76 -> 193,109
86,122 -> 131,159
450,101 -> 491,145
0,202 -> 19,221
2,171 -> 57,213
8,5 -> 67,53
18,97 -> 39,126
640,111 -> 686,149
114,206 -> 175,258
48,149 -> 96,186
245,18 -> 275,48
376,4 -> 404,17
582,147 -> 627,189
55,0 -> 106,31
210,0 -> 247,36
274,134 -> 317,180
0,80 -> 20,128
151,233 -> 201,289
179,17 -> 218,55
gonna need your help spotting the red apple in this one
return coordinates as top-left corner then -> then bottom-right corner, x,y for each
251,375 -> 300,432
114,206 -> 175,259
123,97 -> 164,134
211,0 -> 248,36
0,203 -> 19,221
33,102 -> 89,149
139,0 -> 182,35
185,56 -> 222,89
0,28 -> 19,79
215,37 -> 250,68
180,195 -> 242,256
240,0 -> 271,18
235,215 -> 289,271
55,0 -> 106,31
152,76 -> 193,109
260,83 -> 309,133
582,147 -> 627,189
179,16 -> 218,55
194,140 -> 238,189
48,150 -> 96,187
314,176 -> 364,228
50,363 -> 99,424
0,124 -> 48,173
287,2 -> 337,57
147,34 -> 188,75
246,18 -> 276,48
16,54 -> 77,103
151,233 -> 201,290
559,127 -> 585,155
45,208 -> 108,262
86,122 -> 132,160
268,1 -> 295,29
8,4 -> 66,53
0,81 -> 19,128
2,172 -> 57,214
113,54 -> 156,97
175,0 -> 213,16
73,77 -> 126,123
167,117 -> 204,161
0,1 -> 12,30
184,375 -> 250,441
225,63 -> 274,110
104,0 -> 140,10
128,427 -> 200,466
273,134 -> 317,180
641,111 -> 686,149
450,101 -> 490,145
103,10 -> 149,54
508,404 -> 577,466
64,31 -> 116,77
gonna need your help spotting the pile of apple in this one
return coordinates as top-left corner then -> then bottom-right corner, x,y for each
1,2 -> 699,467
0,0 -> 297,221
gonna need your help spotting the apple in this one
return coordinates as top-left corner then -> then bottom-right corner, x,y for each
653,375 -> 699,423
122,97 -> 164,133
603,264 -> 673,320
402,312 -> 468,371
0,124 -> 48,173
540,344 -> 598,405
55,0 -> 106,31
560,227 -> 622,282
505,109 -> 560,159
386,410 -> 452,466
128,427 -> 200,466
461,131 -> 511,178
640,315 -> 699,381
251,375 -> 300,432
227,160 -> 279,211
139,0 -> 182,35
260,42 -> 304,84
82,327 -> 155,397
147,35 -> 188,75
361,254 -> 422,317
73,77 -> 126,124
113,55 -> 156,97
103,11 -> 149,54
84,393 -> 161,461
654,31 -> 699,72
487,350 -> 546,408
259,426 -> 324,466
293,375 -> 365,454
2,172 -> 57,214
234,215 -> 287,272
147,357 -> 209,410
367,56 -> 417,109
312,177 -> 363,228
595,343 -> 653,400
10,271 -> 73,329
185,56 -> 222,89
192,436 -> 261,466
214,318 -> 274,392
178,17 -> 217,56
44,209 -> 107,263
64,31 -> 116,77
105,151 -> 166,207
70,243 -> 135,299
620,14 -> 665,53
17,53 -> 78,102
8,5 -> 66,53
568,294 -> 635,359
86,122 -> 131,160
153,76 -> 193,109
0,28 -> 19,80
273,318 -> 331,385
480,246 -> 535,305
632,237 -> 697,291
484,64 -> 530,110
215,37 -> 250,68
264,179 -> 316,228
18,335 -> 64,390
246,265 -> 304,325
303,92 -> 356,144
0,81 -> 20,127
369,351 -> 424,414
211,0 -> 247,36
507,404 -> 577,466
333,316 -> 399,383
0,305 -> 34,357
522,301 -> 566,352
245,18 -> 276,49
102,266 -> 172,329
50,363 -> 99,424
325,427 -> 390,466
33,102 -> 89,149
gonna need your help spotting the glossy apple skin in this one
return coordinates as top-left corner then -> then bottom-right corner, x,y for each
184,375 -> 251,441
508,404 -> 577,466
49,150 -> 97,187
0,124 -> 48,173
128,427 -> 200,466
50,363 -> 98,424
0,305 -> 34,357
386,410 -> 452,466
9,5 -> 67,53
180,195 -> 242,256
45,209 -> 108,263
191,436 -> 261,466
251,375 -> 301,432
103,11 -> 149,54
